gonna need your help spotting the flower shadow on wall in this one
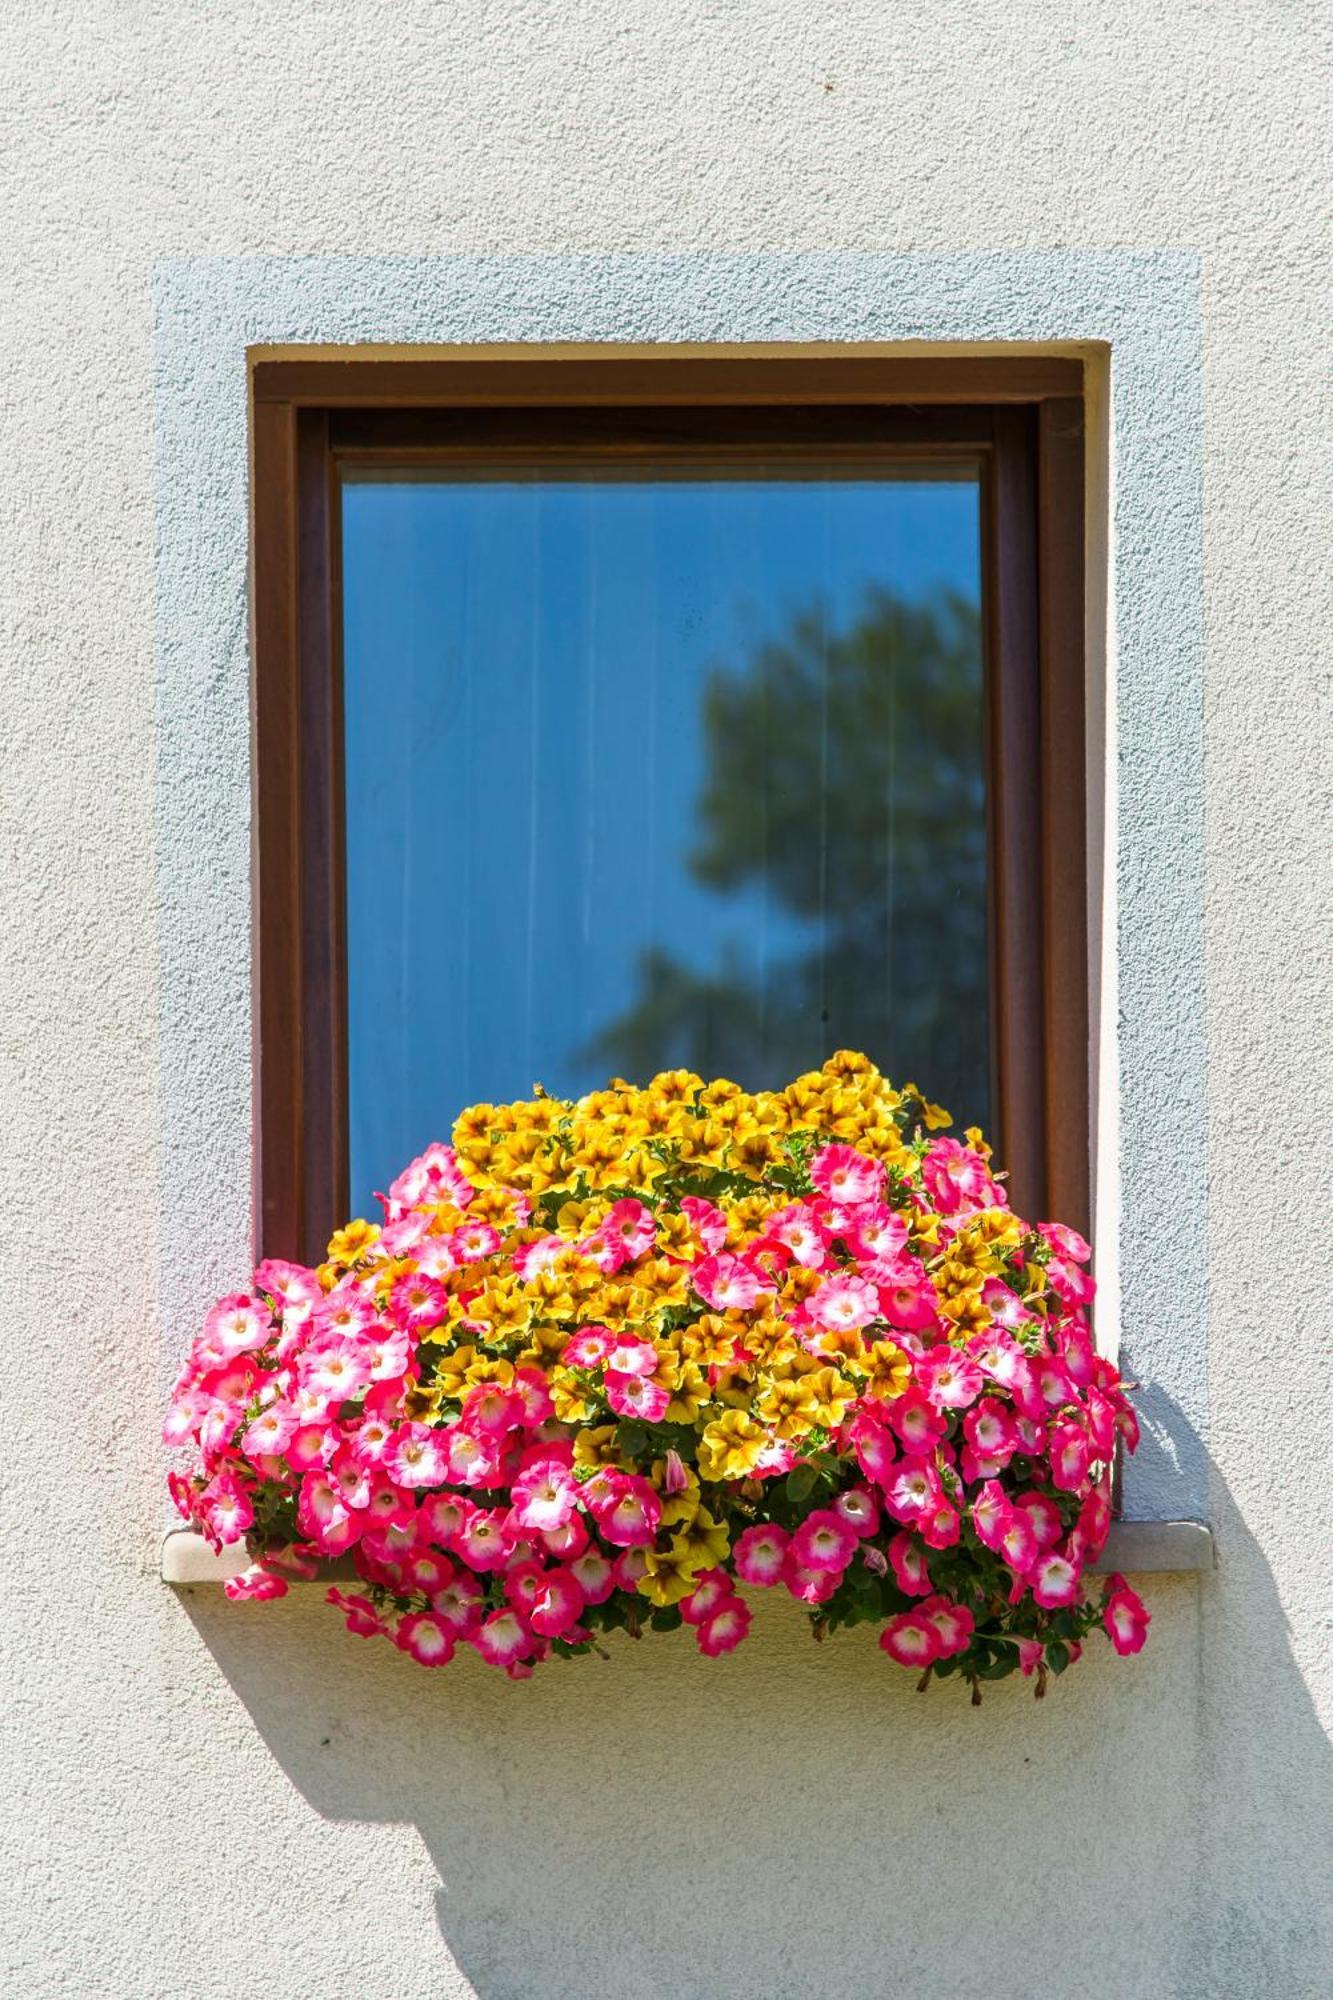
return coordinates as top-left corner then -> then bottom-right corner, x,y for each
175,1397 -> 1332,2000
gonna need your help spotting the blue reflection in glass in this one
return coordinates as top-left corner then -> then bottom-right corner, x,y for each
342,469 -> 986,1214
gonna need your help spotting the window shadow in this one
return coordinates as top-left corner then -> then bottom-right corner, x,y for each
175,1396 -> 1332,2000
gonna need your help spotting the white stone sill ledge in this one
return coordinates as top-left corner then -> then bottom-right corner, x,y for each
162,1521 -> 1214,1586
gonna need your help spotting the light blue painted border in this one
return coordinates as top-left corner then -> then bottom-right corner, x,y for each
153,252 -> 1206,1523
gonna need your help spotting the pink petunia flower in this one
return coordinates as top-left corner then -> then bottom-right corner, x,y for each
764,1203 -> 830,1268
962,1399 -> 1017,1467
673,1569 -> 730,1627
456,1508 -> 513,1572
921,1138 -> 1002,1216
509,1452 -> 579,1533
996,1510 -> 1040,1576
971,1479 -> 1012,1550
569,1549 -> 616,1604
300,1341 -> 373,1405
876,1264 -> 942,1333
200,1294 -> 271,1364
327,1587 -> 386,1638
832,1486 -> 880,1539
841,1203 -> 910,1272
241,1403 -> 297,1461
539,1512 -> 589,1560
920,1593 -> 975,1659
1029,1552 -> 1081,1609
223,1564 -> 289,1603
562,1324 -> 616,1368
592,1474 -> 662,1548
471,1608 -> 534,1669
1103,1578 -> 1151,1656
1046,1256 -> 1096,1309
810,1143 -> 885,1205
679,1196 -> 729,1252
919,1500 -> 961,1550
733,1523 -> 790,1586
604,1370 -> 671,1422
916,1345 -> 985,1412
691,1251 -> 771,1313
430,1570 -> 485,1635
297,1471 -> 361,1555
806,1273 -> 880,1334
696,1598 -> 752,1656
879,1611 -> 942,1668
888,1391 -> 948,1454
198,1469 -> 254,1547
384,1423 -> 450,1489
1015,1493 -> 1063,1549
881,1455 -> 943,1526
1015,1637 -> 1045,1676
791,1509 -> 859,1575
783,1554 -> 841,1604
590,1199 -> 658,1270
459,1380 -> 525,1440
420,1491 -> 473,1549
396,1611 -> 456,1667
888,1531 -> 933,1597
442,1426 -> 503,1488
526,1567 -> 587,1639
1048,1420 -> 1094,1492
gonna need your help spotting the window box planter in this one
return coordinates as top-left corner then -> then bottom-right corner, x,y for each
165,1057 -> 1167,1696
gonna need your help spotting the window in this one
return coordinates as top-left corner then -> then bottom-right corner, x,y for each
252,355 -> 1087,1262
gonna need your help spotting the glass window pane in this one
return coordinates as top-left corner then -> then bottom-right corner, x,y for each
341,463 -> 987,1214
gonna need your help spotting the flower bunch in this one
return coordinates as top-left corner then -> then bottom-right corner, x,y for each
165,1053 -> 1148,1696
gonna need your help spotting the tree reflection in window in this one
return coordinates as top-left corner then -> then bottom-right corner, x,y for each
341,472 -> 987,1214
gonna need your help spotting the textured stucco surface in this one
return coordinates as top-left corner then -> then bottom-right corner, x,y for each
1,6 -> 1331,1999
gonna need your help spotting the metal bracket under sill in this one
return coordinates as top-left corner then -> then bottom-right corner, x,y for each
161,1520 -> 1214,1586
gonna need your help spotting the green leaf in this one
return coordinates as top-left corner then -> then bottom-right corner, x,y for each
616,1419 -> 650,1458
785,1463 -> 819,1503
650,1605 -> 684,1632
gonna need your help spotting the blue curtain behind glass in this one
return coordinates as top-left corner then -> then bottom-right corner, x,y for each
341,469 -> 985,1213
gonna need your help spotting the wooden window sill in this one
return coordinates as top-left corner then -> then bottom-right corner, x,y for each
161,1520 -> 1214,1586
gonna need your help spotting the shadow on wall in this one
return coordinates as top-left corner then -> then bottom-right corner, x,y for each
175,1407 -> 1332,2000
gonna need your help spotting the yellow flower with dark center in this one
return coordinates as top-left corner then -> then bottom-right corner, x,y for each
549,1375 -> 595,1424
861,1338 -> 912,1401
325,1218 -> 380,1270
672,1508 -> 730,1569
664,1361 -> 708,1425
453,1103 -> 496,1146
555,1196 -> 610,1237
401,1380 -> 443,1421
756,1376 -> 819,1442
646,1068 -> 704,1106
678,1313 -> 745,1368
572,1424 -> 629,1469
799,1364 -> 857,1430
697,1410 -> 770,1480
638,1540 -> 706,1607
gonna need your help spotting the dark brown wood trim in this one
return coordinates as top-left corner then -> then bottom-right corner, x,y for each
328,404 -> 1006,460
251,355 -> 1089,1260
984,407 -> 1047,1222
252,406 -> 348,1263
1037,397 -> 1090,1237
255,352 -> 1082,410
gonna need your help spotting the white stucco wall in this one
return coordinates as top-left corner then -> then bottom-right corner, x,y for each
1,6 -> 1330,1999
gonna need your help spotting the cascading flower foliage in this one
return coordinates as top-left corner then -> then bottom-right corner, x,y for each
165,1053 -> 1149,1697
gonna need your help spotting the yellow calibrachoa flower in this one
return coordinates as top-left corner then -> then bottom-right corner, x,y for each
697,1409 -> 769,1481
323,1217 -> 380,1274
638,1541 -> 705,1607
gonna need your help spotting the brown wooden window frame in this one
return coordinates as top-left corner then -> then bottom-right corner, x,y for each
251,352 -> 1088,1265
